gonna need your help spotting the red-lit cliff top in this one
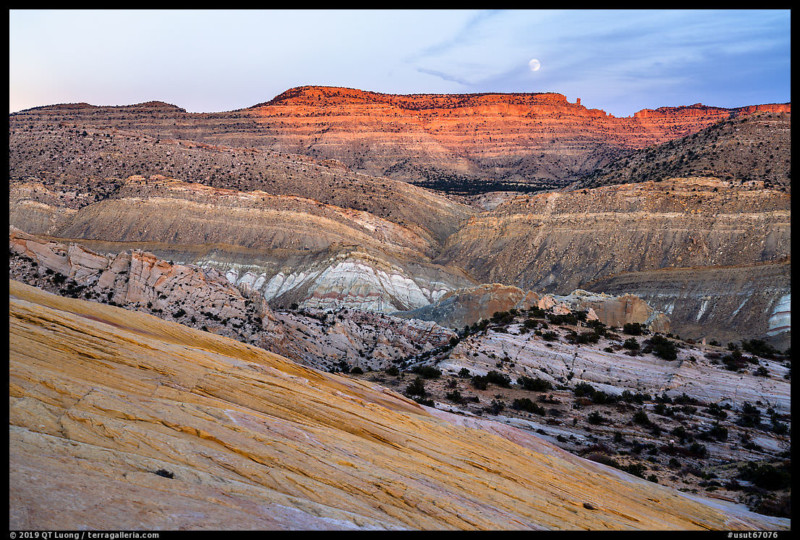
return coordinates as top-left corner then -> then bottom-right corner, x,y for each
252,85 -> 790,118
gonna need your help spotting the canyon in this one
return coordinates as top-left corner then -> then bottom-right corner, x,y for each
8,86 -> 791,529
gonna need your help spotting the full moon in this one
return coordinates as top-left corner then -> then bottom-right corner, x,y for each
529,58 -> 541,71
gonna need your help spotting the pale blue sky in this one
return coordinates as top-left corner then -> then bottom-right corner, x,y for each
9,9 -> 791,116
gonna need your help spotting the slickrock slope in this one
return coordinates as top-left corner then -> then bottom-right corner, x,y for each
571,112 -> 791,192
9,86 -> 789,189
9,280 -> 788,530
438,177 -> 790,342
9,229 -> 457,372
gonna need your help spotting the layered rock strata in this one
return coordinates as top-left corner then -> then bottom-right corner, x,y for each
438,177 -> 789,342
9,280 -> 788,530
9,86 -> 790,187
8,229 -> 456,371
583,260 -> 791,350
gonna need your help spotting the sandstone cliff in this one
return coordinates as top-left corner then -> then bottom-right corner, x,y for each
9,280 -> 788,530
10,86 -> 789,189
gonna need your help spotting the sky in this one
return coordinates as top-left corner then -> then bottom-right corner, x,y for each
8,9 -> 791,117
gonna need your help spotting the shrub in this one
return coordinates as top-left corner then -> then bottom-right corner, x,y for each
591,390 -> 617,405
445,390 -> 464,404
485,370 -> 511,388
573,382 -> 596,397
623,337 -> 640,350
738,402 -> 762,427
706,403 -> 728,419
632,410 -> 651,426
349,366 -> 364,375
737,462 -> 791,490
471,375 -> 488,390
644,334 -> 678,360
512,397 -> 546,415
517,376 -> 552,392
541,331 -> 558,341
741,339 -> 779,359
385,366 -> 400,376
623,322 -> 644,335
458,367 -> 471,378
621,390 -> 650,404
405,377 -> 427,396
587,411 -> 606,425
486,399 -> 505,414
413,365 -> 442,379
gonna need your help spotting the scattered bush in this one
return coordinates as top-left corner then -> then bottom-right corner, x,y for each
485,370 -> 511,388
623,337 -> 640,350
623,322 -> 644,335
412,365 -> 442,379
517,376 -> 552,392
512,397 -> 546,415
737,462 -> 791,491
738,402 -> 762,428
405,377 -> 427,397
644,334 -> 678,360
632,409 -> 651,426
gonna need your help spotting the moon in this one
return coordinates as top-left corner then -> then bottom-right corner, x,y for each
529,58 -> 541,72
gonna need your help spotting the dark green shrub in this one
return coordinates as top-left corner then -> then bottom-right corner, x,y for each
738,402 -> 762,427
541,331 -> 558,341
471,375 -> 488,390
385,366 -> 400,376
587,411 -> 606,425
632,409 -> 651,426
458,367 -> 471,378
737,462 -> 791,490
741,339 -> 779,359
446,390 -> 464,404
517,376 -> 552,392
349,366 -> 364,374
623,322 -> 644,335
623,337 -> 640,350
512,397 -> 546,415
485,370 -> 511,388
573,382 -> 595,397
413,365 -> 442,379
406,377 -> 427,396
644,334 -> 678,360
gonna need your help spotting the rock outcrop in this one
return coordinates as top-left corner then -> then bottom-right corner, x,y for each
9,280 -> 788,530
8,229 -> 457,371
395,283 -> 670,333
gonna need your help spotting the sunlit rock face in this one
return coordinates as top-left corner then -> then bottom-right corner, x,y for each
9,280 -> 788,530
9,87 -> 788,190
